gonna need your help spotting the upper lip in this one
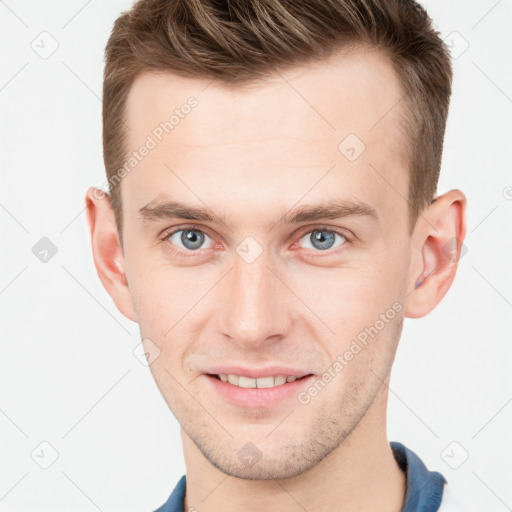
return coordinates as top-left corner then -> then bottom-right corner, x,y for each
204,366 -> 313,379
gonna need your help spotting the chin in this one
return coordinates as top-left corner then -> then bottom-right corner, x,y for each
209,455 -> 316,480
192,430 -> 340,481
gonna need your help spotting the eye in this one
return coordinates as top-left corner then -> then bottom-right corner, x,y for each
298,228 -> 347,251
167,228 -> 214,251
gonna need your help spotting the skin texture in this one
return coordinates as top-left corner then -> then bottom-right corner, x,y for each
86,47 -> 467,511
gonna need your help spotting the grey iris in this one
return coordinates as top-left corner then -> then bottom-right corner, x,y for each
311,230 -> 335,250
181,229 -> 204,250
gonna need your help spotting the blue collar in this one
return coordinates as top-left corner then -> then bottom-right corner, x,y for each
391,441 -> 447,511
154,441 -> 447,512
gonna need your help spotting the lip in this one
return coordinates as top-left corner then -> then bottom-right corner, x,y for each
204,373 -> 315,408
203,366 -> 312,379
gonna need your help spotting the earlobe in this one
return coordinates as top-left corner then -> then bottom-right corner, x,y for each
404,189 -> 467,319
85,187 -> 137,322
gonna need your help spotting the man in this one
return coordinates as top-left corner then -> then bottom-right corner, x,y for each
86,0 -> 468,510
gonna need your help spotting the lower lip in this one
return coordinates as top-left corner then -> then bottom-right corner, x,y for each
204,374 -> 315,408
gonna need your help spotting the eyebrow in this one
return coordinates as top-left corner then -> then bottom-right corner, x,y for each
138,198 -> 379,228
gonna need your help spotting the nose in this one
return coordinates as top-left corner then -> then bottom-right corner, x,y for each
216,249 -> 294,350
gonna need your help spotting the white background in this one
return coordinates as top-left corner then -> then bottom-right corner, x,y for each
1,1 -> 511,510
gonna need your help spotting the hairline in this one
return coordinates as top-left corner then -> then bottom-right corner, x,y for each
110,43 -> 419,245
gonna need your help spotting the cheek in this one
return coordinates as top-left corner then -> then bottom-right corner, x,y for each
290,259 -> 401,326
126,231 -> 408,354
126,261 -> 213,373
126,248 -> 201,329
285,249 -> 406,366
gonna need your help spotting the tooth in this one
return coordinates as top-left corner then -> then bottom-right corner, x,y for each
238,376 -> 257,388
222,374 -> 300,388
256,376 -> 275,388
227,374 -> 239,385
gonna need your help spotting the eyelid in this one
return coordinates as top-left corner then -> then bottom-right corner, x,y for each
290,224 -> 352,254
294,224 -> 353,243
159,223 -> 353,256
159,224 -> 215,242
160,224 -> 220,258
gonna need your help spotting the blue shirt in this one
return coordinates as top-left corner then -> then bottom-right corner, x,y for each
154,441 -> 447,512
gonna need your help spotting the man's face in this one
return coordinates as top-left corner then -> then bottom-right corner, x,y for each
120,48 -> 414,478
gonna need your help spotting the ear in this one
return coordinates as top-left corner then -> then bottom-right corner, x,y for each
404,189 -> 467,318
85,187 -> 137,322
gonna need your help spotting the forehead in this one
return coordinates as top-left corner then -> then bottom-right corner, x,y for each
122,47 -> 409,229
126,47 -> 406,142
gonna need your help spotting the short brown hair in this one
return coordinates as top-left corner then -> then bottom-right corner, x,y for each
103,0 -> 452,238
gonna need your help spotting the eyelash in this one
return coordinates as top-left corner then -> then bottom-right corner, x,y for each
159,224 -> 352,258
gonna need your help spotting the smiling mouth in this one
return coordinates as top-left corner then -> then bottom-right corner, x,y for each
207,373 -> 313,389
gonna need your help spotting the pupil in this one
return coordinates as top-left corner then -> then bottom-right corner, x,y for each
311,230 -> 335,250
182,229 -> 204,250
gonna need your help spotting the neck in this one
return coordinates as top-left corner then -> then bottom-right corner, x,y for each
181,387 -> 406,512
